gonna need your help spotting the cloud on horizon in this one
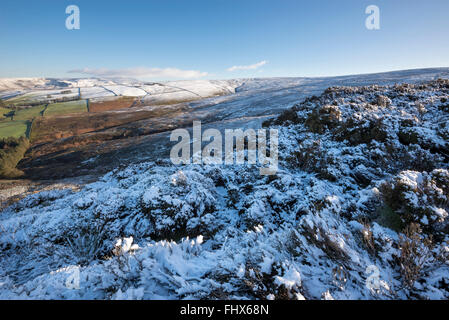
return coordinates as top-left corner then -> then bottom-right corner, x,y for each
67,67 -> 208,79
227,60 -> 268,72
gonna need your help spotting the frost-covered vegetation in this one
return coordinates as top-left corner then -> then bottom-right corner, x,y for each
1,79 -> 448,299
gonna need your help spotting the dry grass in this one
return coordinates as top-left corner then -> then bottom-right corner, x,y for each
398,223 -> 434,289
360,218 -> 376,255
89,96 -> 137,112
302,224 -> 349,263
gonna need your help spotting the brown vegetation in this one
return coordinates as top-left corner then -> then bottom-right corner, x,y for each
397,223 -> 434,289
89,96 -> 138,112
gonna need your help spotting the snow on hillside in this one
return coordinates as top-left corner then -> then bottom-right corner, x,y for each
2,68 -> 449,105
79,87 -> 116,99
0,78 -> 49,92
139,80 -> 243,104
0,78 -> 244,105
102,85 -> 148,97
0,76 -> 448,300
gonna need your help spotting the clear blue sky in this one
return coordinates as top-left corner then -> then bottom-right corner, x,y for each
0,0 -> 448,80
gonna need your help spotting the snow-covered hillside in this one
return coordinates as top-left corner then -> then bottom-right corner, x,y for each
2,68 -> 449,104
1,74 -> 448,300
0,78 -> 243,104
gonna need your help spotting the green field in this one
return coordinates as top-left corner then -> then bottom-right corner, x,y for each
0,100 -> 87,140
14,105 -> 46,120
0,107 -> 13,119
44,100 -> 87,117
0,120 -> 29,139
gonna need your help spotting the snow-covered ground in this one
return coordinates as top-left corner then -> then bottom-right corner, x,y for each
0,78 -> 244,104
3,68 -> 449,106
0,69 -> 449,300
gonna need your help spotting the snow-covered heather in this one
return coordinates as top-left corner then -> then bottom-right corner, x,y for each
1,79 -> 449,300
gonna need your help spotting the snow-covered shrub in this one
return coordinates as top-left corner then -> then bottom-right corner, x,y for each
112,237 -> 139,256
237,261 -> 304,300
376,95 -> 392,107
287,139 -> 340,181
64,221 -> 108,264
140,170 -> 219,240
305,104 -> 342,134
335,116 -> 389,145
380,170 -> 449,236
269,107 -> 302,126
12,189 -> 73,211
300,223 -> 349,263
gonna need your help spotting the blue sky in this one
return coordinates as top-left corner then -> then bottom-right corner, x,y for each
0,0 -> 448,80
